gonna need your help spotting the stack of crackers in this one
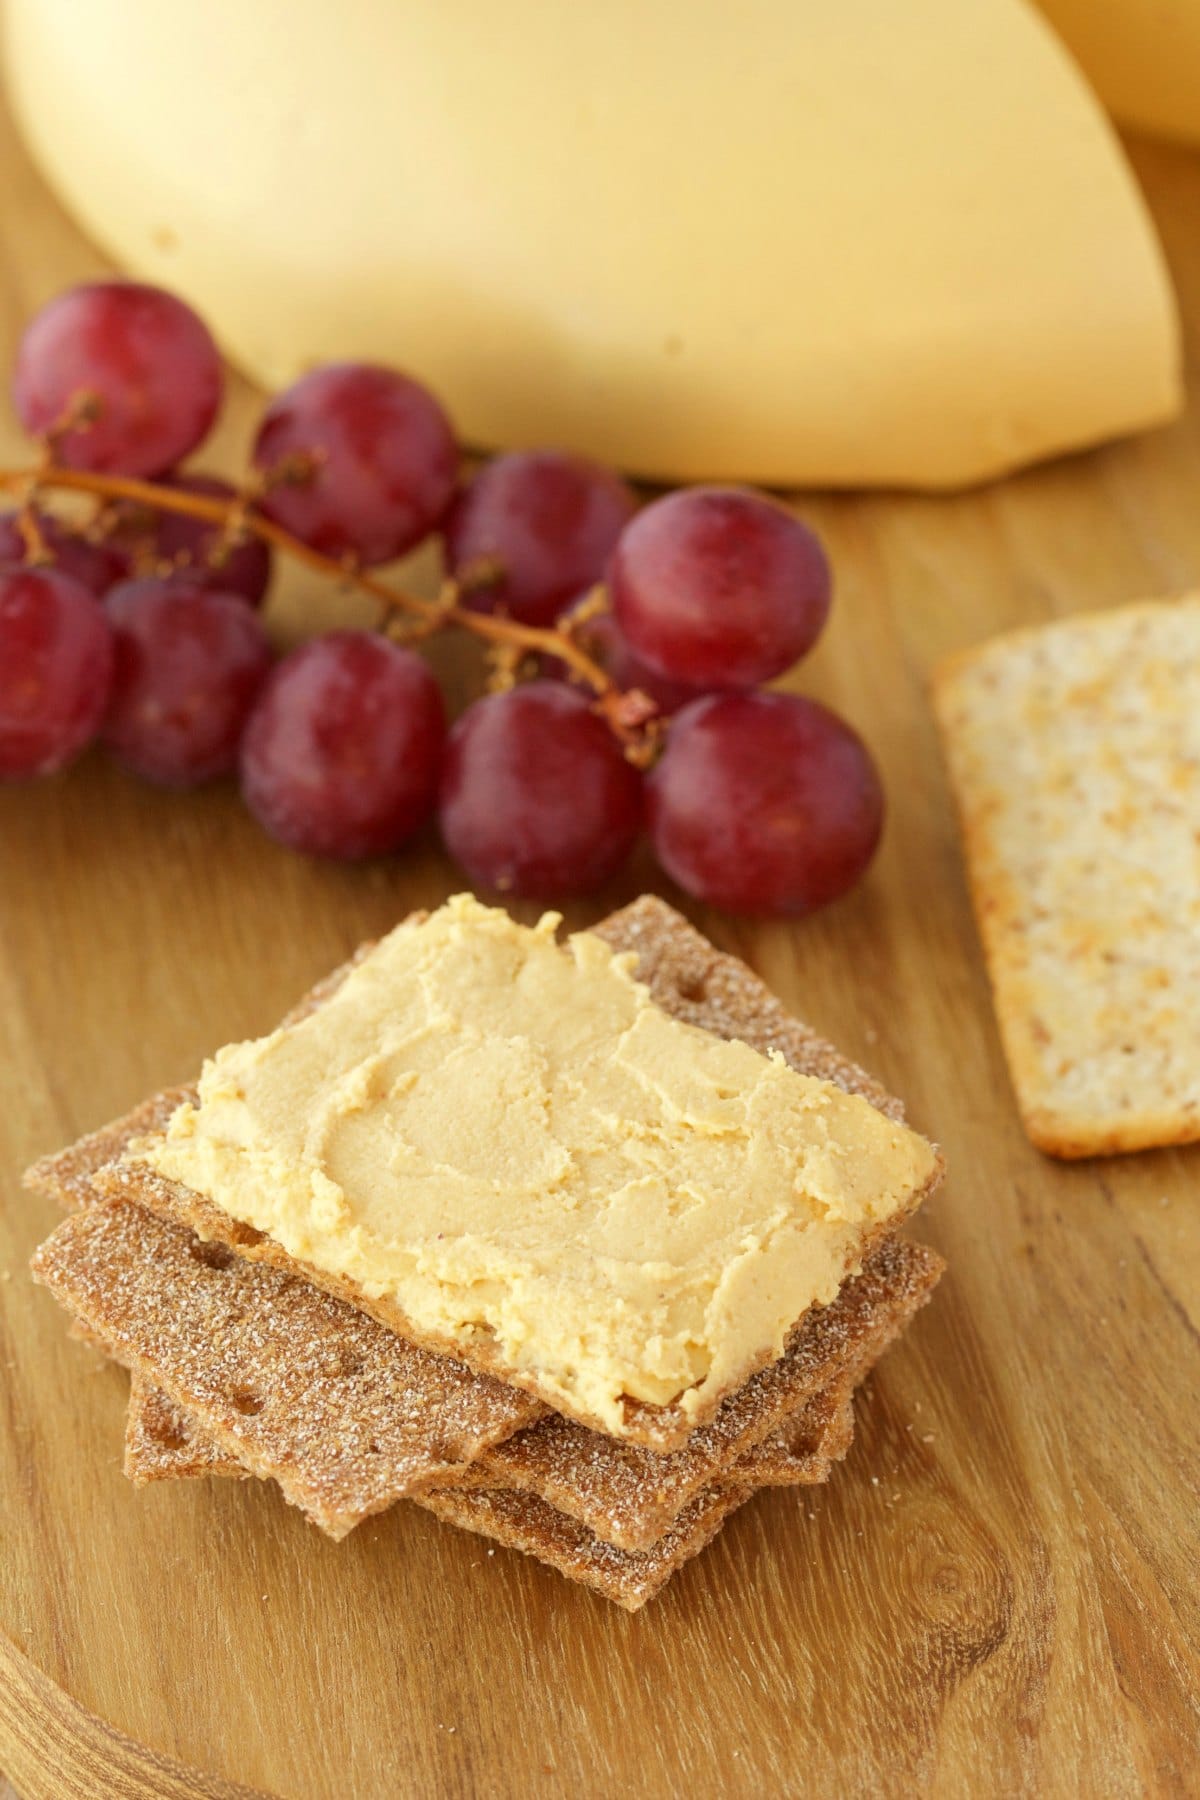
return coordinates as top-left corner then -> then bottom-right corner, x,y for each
27,898 -> 944,1611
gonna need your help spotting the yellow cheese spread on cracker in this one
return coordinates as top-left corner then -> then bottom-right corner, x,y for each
133,895 -> 938,1429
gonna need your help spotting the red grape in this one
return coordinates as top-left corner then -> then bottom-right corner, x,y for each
12,282 -> 222,477
544,609 -> 714,716
647,692 -> 883,916
439,682 -> 642,898
608,487 -> 830,689
0,567 -> 114,778
111,474 -> 272,607
0,509 -> 127,597
252,364 -> 457,567
102,579 -> 273,787
445,450 -> 636,627
240,632 -> 445,857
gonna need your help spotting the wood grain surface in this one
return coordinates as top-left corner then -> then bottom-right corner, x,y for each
1,75 -> 1198,1800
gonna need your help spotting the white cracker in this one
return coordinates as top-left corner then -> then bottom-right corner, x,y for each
933,596 -> 1200,1158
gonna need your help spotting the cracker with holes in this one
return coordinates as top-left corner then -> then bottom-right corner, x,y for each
28,895 -> 944,1607
934,597 -> 1200,1158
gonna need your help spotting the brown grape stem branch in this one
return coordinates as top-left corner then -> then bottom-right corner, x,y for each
0,462 -> 660,754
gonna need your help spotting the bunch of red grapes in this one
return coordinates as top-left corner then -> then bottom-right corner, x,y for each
0,281 -> 884,915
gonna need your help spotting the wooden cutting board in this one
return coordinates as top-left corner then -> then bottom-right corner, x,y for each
1,81 -> 1197,1800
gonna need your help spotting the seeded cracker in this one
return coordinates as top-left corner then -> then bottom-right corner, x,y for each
934,597 -> 1200,1157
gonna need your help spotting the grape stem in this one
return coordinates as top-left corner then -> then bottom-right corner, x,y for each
0,461 -> 661,752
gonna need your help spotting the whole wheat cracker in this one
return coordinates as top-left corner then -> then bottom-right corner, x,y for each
29,1091 -> 547,1513
116,1249 -> 934,1542
31,1199 -> 541,1539
412,1480 -> 756,1612
130,1393 -> 845,1610
737,1386 -> 856,1486
126,1235 -> 937,1547
40,1179 -> 940,1545
27,1044 -> 942,1545
28,897 -> 946,1600
933,597 -> 1200,1158
431,1386 -> 855,1502
90,1248 -> 929,1610
118,1377 -> 829,1611
123,1372 -> 852,1490
76,896 -> 942,1448
26,1086 -> 192,1214
435,1236 -> 942,1547
119,1353 -> 865,1608
126,1374 -> 249,1483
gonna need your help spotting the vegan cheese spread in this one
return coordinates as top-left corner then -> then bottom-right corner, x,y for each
134,896 -> 939,1428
